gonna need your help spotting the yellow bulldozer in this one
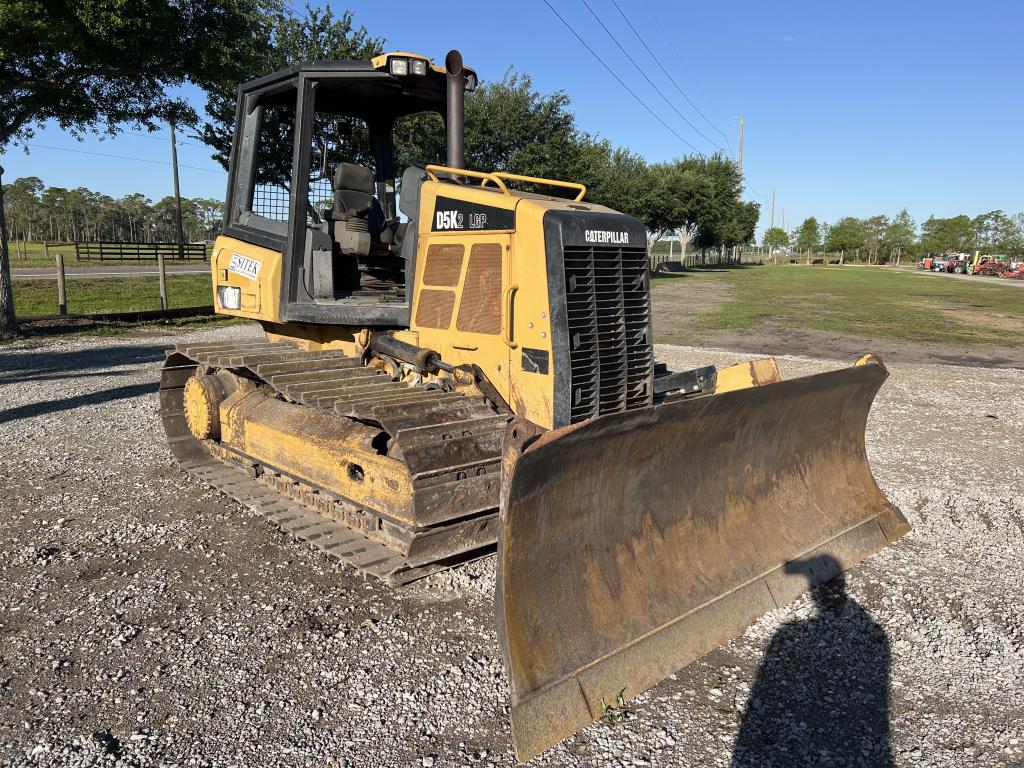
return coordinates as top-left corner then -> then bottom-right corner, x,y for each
160,50 -> 909,760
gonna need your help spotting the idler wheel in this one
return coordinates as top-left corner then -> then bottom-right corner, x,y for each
183,374 -> 228,440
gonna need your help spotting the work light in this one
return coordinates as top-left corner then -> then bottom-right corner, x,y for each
217,285 -> 242,310
389,57 -> 409,76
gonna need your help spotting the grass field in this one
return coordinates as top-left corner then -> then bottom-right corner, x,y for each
13,274 -> 213,316
5,241 -> 208,268
652,264 -> 1024,361
8,258 -> 1024,364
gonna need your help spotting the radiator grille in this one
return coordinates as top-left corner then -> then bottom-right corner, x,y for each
563,244 -> 652,423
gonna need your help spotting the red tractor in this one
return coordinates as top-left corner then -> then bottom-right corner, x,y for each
1001,263 -> 1024,280
973,258 -> 1008,277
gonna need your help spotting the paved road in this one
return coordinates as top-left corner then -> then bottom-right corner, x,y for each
12,264 -> 209,280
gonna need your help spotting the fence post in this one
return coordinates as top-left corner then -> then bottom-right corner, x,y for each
52,244 -> 68,315
158,250 -> 169,311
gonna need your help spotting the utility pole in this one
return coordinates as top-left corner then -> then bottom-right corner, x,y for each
170,121 -> 185,261
735,116 -> 744,176
770,189 -> 776,230
729,115 -> 745,176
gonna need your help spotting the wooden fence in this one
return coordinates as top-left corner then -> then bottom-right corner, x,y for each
74,241 -> 210,262
650,247 -> 743,271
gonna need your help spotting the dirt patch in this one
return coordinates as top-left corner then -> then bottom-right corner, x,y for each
651,275 -> 733,340
938,306 -> 1024,333
704,322 -> 1024,369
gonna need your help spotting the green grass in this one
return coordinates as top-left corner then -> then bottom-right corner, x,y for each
652,264 -> 1024,348
5,240 -> 208,268
13,274 -> 213,317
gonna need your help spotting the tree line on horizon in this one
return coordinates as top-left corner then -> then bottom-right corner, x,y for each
2,177 -> 223,246
762,209 -> 1024,261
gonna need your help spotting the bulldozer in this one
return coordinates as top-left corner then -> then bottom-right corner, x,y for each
159,50 -> 910,761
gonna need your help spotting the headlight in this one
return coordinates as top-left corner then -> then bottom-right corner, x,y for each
389,57 -> 409,76
465,72 -> 478,91
410,59 -> 427,76
217,285 -> 241,310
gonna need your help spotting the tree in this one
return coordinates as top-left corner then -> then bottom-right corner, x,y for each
920,215 -> 974,254
764,227 -> 789,247
393,70 -> 605,202
202,7 -> 384,169
861,215 -> 889,263
972,210 -> 1023,254
0,0 -> 282,335
0,167 -> 14,333
881,209 -> 916,262
642,160 -> 714,256
794,217 -> 821,251
825,217 -> 867,254
687,155 -> 754,253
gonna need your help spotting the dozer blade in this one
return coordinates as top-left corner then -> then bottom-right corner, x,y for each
496,359 -> 910,761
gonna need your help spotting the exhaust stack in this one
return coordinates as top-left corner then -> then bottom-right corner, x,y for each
445,49 -> 465,169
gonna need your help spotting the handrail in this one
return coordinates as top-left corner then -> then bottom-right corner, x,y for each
482,172 -> 587,202
424,164 -> 509,195
422,165 -> 587,201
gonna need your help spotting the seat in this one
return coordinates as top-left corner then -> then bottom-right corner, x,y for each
331,162 -> 403,252
332,163 -> 380,222
329,163 -> 378,256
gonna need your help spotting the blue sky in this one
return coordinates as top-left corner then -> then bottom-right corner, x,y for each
3,0 -> 1022,237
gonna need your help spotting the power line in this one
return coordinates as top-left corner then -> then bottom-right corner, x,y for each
539,0 -> 701,153
574,0 -> 724,153
126,130 -> 206,149
638,0 -> 734,133
607,0 -> 734,155
26,144 -> 226,175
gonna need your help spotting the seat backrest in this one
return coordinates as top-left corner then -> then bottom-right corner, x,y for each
399,167 -> 426,289
333,163 -> 375,217
399,165 -> 425,220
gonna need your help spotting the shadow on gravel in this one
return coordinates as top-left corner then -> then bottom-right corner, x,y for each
731,556 -> 893,768
0,344 -> 167,385
0,383 -> 156,425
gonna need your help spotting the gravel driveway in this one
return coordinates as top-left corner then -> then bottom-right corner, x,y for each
1,325 -> 1021,767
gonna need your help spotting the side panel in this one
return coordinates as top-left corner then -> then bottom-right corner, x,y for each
211,235 -> 284,322
411,182 -> 556,428
508,202 -> 559,428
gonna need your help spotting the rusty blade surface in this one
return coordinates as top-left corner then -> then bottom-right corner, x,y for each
496,361 -> 910,762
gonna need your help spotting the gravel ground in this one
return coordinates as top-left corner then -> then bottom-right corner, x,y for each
0,325 -> 1021,768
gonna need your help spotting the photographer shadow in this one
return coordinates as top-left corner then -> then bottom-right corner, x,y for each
731,555 -> 893,767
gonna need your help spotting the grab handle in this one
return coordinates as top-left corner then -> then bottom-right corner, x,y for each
502,285 -> 519,349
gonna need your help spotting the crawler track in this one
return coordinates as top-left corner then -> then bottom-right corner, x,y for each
159,339 -> 509,584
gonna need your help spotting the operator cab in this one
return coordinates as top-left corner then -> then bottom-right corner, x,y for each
222,51 -> 476,325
